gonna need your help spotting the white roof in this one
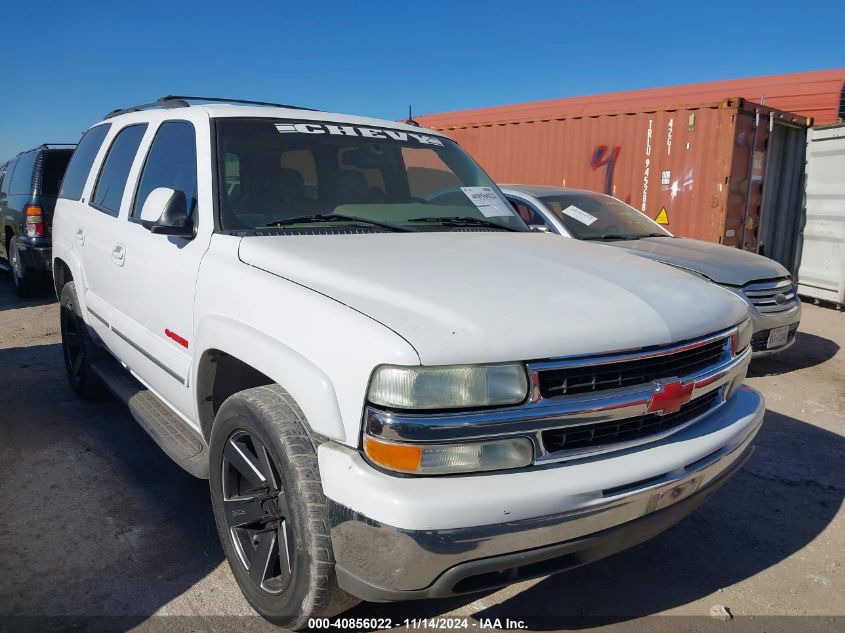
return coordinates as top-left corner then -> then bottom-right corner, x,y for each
102,102 -> 446,137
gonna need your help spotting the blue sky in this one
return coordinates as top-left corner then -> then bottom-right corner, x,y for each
1,0 -> 843,162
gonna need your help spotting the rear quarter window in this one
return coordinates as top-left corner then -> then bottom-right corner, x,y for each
59,124 -> 111,201
8,151 -> 38,195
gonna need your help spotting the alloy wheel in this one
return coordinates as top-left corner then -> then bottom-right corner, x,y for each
9,241 -> 22,287
221,429 -> 296,594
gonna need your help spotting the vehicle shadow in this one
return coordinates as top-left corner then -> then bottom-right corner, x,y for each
0,343 -> 222,623
0,277 -> 57,311
458,409 -> 844,627
748,331 -> 839,377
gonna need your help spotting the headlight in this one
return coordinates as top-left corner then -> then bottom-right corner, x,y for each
733,318 -> 752,355
363,435 -> 533,474
367,364 -> 528,410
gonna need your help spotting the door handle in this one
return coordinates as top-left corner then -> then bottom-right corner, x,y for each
75,229 -> 85,246
112,244 -> 125,266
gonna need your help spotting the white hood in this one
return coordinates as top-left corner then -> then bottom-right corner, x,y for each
238,232 -> 749,365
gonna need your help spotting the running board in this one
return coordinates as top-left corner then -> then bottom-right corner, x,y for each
91,356 -> 209,478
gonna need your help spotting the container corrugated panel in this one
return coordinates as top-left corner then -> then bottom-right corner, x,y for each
418,68 -> 845,129
431,97 -> 809,254
798,123 -> 845,305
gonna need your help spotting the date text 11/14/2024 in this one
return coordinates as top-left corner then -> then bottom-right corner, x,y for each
307,617 -> 528,629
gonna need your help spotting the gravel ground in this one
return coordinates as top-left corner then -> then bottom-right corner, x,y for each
0,278 -> 842,632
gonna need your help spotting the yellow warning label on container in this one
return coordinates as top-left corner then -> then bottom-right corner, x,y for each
655,207 -> 669,224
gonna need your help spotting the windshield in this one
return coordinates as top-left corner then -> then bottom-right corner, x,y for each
538,192 -> 672,240
215,118 -> 526,232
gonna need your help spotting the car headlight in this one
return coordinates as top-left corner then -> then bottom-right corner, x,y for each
733,318 -> 752,355
363,435 -> 533,475
367,363 -> 528,410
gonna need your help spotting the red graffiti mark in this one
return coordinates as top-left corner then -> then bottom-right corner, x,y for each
590,145 -> 621,195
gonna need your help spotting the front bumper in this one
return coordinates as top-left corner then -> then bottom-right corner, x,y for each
321,385 -> 764,601
725,287 -> 800,355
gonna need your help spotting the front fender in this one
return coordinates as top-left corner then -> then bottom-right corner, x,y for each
193,316 -> 346,442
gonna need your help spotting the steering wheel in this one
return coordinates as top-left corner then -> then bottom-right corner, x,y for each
421,186 -> 465,205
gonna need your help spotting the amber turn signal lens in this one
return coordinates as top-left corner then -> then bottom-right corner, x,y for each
364,434 -> 534,475
364,436 -> 422,473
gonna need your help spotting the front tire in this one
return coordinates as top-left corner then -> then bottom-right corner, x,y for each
209,385 -> 358,629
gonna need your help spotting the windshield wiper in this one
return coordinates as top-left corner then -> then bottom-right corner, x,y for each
407,216 -> 519,232
266,214 -> 414,232
641,232 -> 672,237
581,234 -> 640,241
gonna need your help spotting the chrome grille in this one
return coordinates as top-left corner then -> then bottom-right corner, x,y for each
741,278 -> 798,314
537,337 -> 728,399
541,391 -> 721,453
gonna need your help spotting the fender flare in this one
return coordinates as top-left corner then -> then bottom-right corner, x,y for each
193,315 -> 346,442
53,246 -> 90,316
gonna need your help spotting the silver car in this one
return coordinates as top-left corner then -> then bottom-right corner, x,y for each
502,185 -> 801,355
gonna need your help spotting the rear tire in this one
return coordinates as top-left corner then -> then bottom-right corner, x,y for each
209,385 -> 359,629
60,281 -> 105,398
9,239 -> 42,298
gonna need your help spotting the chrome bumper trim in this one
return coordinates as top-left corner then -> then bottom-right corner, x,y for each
331,399 -> 762,593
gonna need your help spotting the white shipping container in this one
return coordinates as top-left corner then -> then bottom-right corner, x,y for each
798,123 -> 845,306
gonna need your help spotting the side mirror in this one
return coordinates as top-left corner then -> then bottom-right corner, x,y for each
0,192 -> 7,201
530,224 -> 551,233
140,187 -> 194,238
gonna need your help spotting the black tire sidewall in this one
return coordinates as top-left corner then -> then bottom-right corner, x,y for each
59,281 -> 101,397
209,396 -> 319,625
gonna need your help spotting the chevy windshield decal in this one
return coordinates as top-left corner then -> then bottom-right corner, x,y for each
275,122 -> 444,146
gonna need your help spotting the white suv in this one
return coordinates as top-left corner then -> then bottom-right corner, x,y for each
52,96 -> 763,628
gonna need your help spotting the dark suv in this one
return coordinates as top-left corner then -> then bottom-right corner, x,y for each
0,144 -> 75,296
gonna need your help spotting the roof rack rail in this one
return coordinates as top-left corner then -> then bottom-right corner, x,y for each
104,95 -> 317,120
162,95 -> 318,111
103,97 -> 189,120
9,143 -> 77,157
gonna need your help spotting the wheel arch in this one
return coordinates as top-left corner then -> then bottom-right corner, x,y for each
52,257 -> 73,298
194,316 -> 346,444
51,249 -> 87,308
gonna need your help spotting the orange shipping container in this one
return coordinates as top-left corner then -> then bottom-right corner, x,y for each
420,97 -> 811,273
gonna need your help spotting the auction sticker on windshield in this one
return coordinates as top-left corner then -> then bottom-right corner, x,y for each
561,204 -> 598,226
461,187 -> 514,217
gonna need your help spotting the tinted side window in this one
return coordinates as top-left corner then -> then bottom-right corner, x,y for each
0,160 -> 15,195
132,121 -> 197,218
60,124 -> 111,200
39,150 -> 73,196
92,124 -> 147,216
9,152 -> 38,195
